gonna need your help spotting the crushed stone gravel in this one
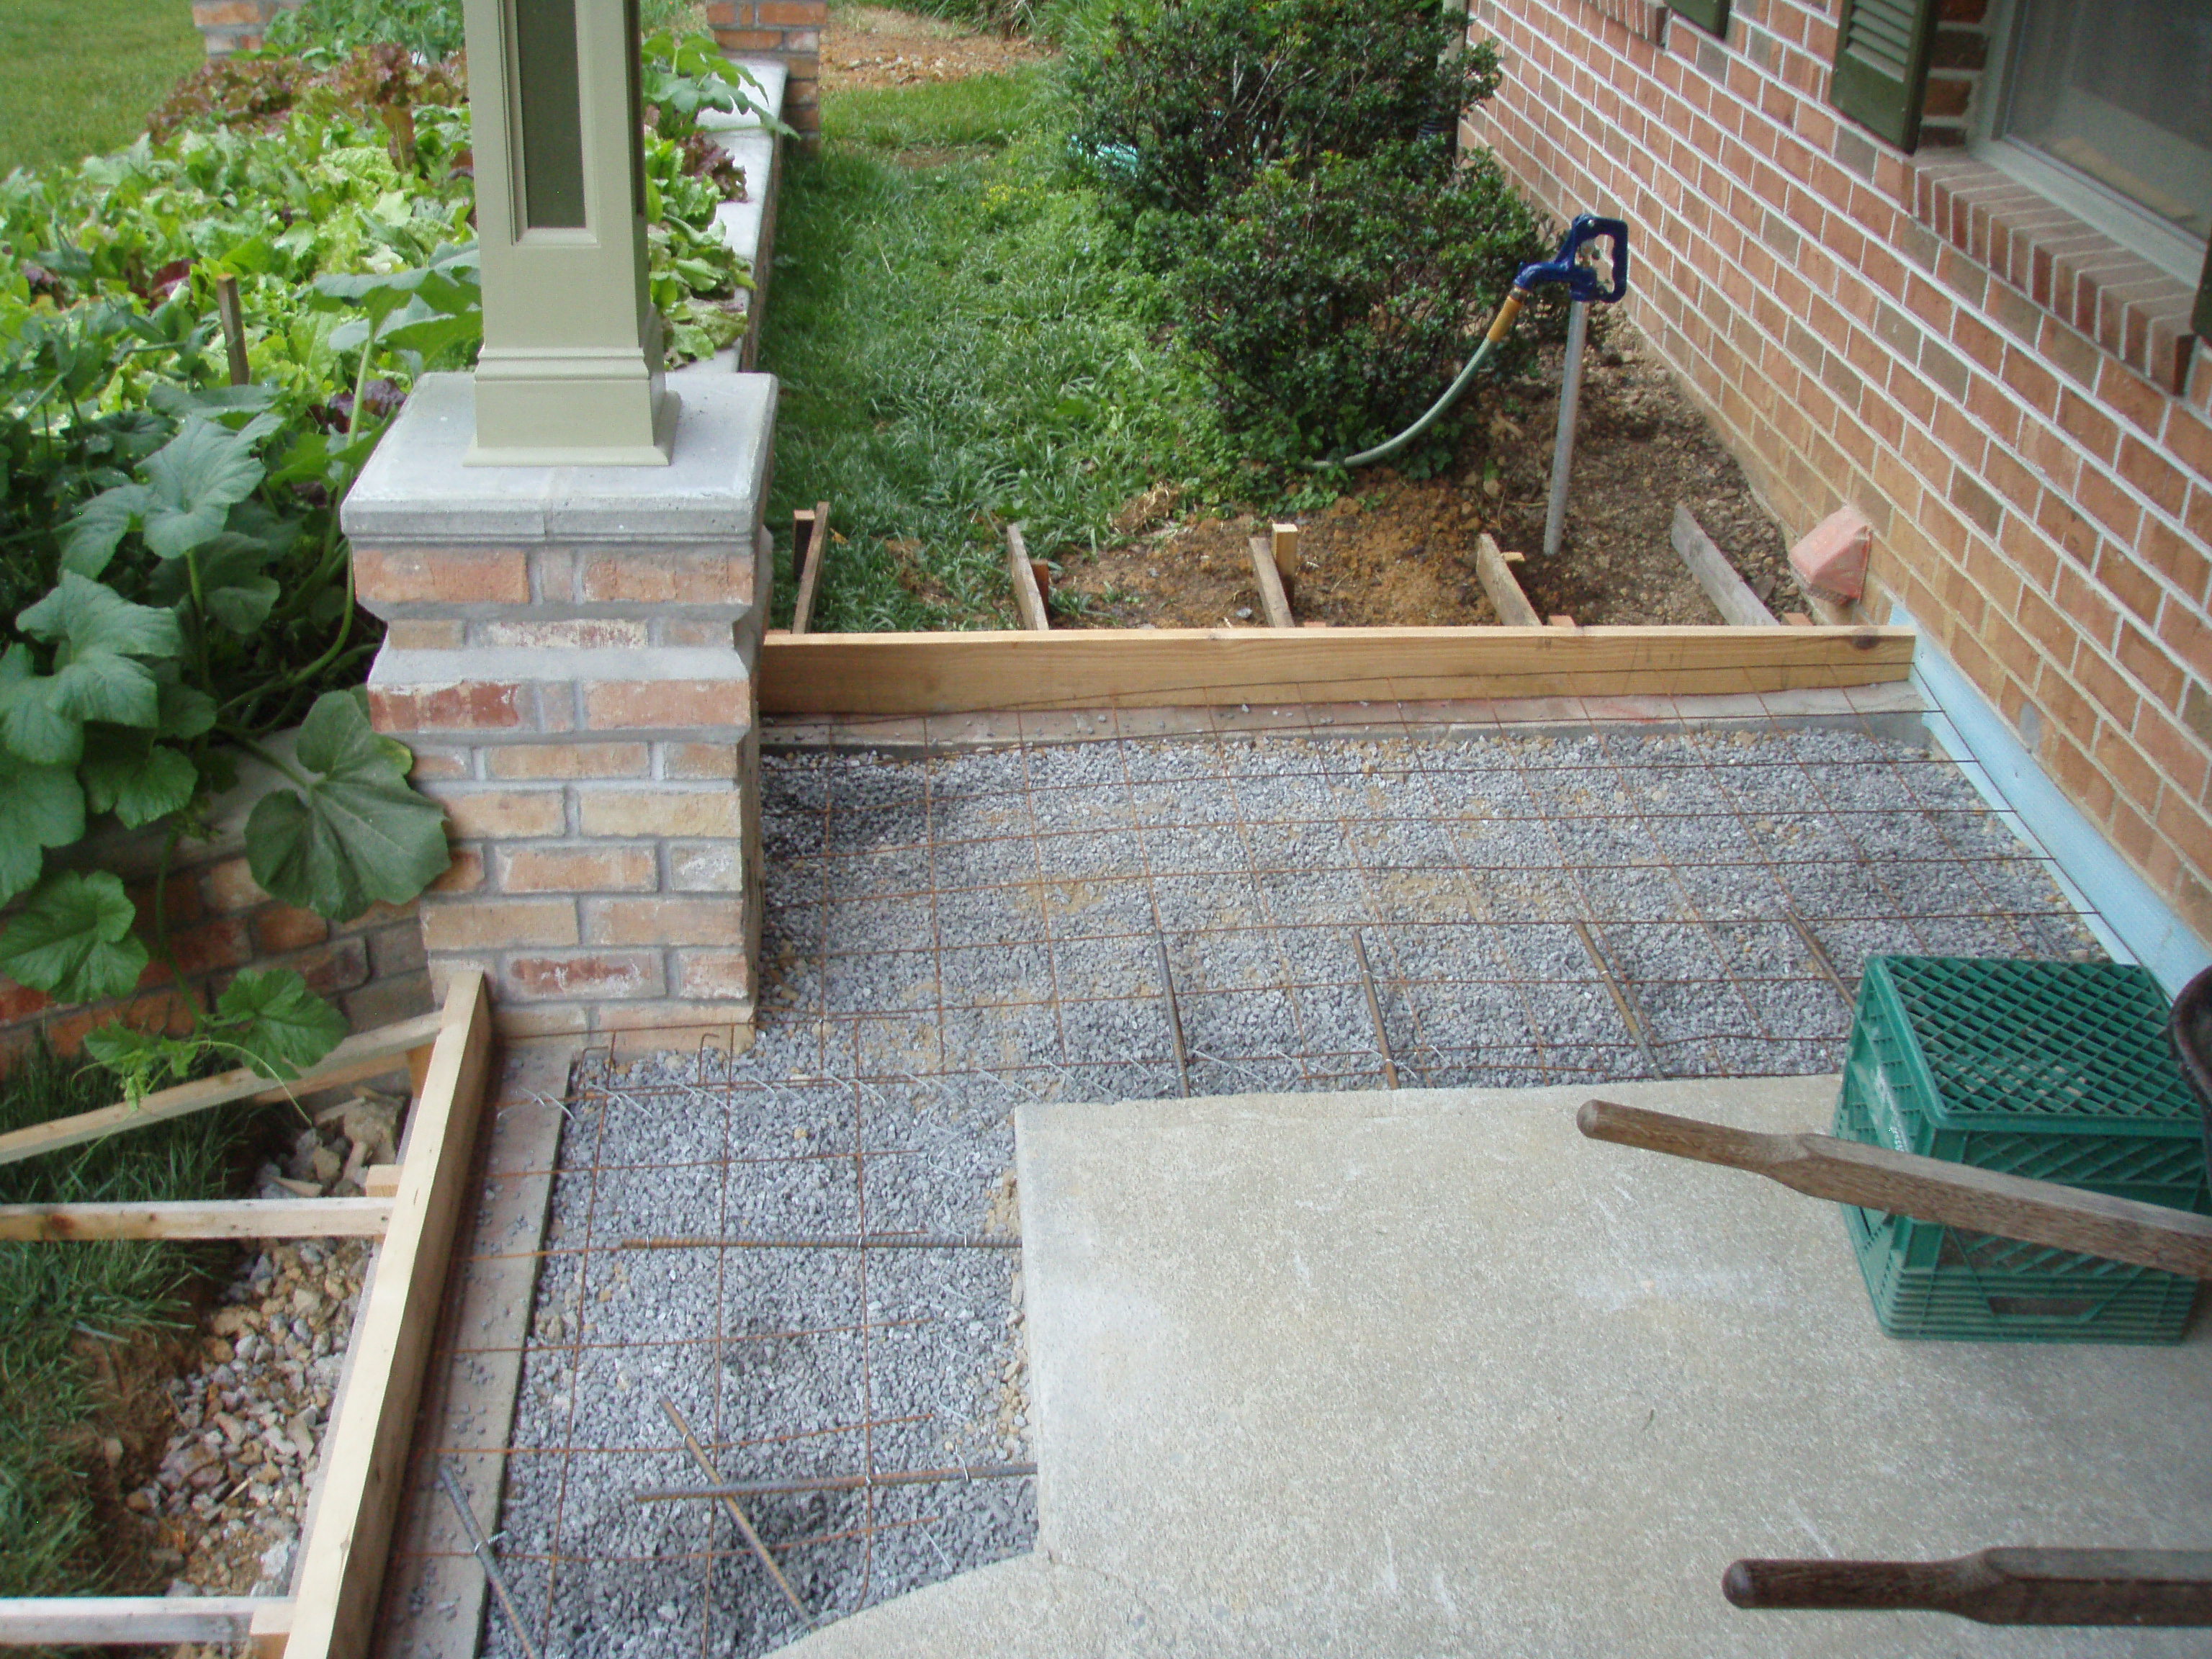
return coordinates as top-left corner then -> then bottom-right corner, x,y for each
488,719 -> 2098,1658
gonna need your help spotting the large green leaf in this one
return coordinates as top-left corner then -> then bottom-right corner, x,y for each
214,968 -> 347,1079
58,485 -> 152,578
80,733 -> 198,829
137,413 -> 282,559
0,644 -> 81,767
17,573 -> 184,730
0,756 -> 85,904
0,871 -> 147,1004
246,689 -> 450,922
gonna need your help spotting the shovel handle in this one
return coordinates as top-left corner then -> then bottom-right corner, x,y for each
1576,1100 -> 2212,1280
1725,1549 -> 2212,1625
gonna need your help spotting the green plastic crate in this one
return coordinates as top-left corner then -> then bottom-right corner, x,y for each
1833,957 -> 2208,1343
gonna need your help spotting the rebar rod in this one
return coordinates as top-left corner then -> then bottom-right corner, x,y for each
1573,919 -> 1660,1077
636,1462 -> 1038,1503
1157,936 -> 1192,1097
661,1398 -> 812,1624
1352,929 -> 1400,1089
437,1459 -> 542,1659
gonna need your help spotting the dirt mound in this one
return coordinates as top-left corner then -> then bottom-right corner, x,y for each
1056,316 -> 1797,631
820,6 -> 1049,91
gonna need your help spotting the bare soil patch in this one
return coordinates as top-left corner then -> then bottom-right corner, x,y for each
1057,315 -> 1799,631
821,6 -> 1048,91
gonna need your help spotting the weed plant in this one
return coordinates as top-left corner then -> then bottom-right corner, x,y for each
0,1046 -> 254,1596
763,71 -> 1233,631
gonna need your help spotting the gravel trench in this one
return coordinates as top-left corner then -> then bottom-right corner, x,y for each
485,719 -> 2097,1658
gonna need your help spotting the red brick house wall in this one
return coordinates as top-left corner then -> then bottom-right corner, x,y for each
1461,0 -> 2212,948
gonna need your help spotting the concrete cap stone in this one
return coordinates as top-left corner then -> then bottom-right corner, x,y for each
344,371 -> 777,545
1789,505 -> 1872,601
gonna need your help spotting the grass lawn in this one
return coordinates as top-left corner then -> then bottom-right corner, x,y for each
759,65 -> 1235,631
0,0 -> 206,177
0,1051 -> 251,1596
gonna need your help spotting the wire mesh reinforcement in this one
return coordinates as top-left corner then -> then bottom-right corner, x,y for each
415,701 -> 2104,1659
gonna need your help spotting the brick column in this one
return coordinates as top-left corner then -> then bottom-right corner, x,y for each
709,1 -> 823,139
343,369 -> 776,1043
190,0 -> 300,57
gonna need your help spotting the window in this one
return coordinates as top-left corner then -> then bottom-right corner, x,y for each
1831,0 -> 2212,328
1987,0 -> 2212,285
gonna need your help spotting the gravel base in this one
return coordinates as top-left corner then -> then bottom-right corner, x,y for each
490,719 -> 2097,1658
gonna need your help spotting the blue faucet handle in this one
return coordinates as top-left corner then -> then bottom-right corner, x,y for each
1513,214 -> 1630,303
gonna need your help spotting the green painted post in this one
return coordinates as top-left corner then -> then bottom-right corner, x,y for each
462,0 -> 674,464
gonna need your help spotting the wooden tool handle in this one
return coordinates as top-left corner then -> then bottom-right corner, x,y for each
1576,1100 -> 2212,1280
1725,1549 -> 2212,1625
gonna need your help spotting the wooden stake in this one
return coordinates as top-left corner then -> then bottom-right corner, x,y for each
0,1010 -> 443,1168
789,502 -> 832,636
1007,523 -> 1051,632
1473,532 -> 1540,627
216,275 -> 251,387
1269,521 -> 1300,609
1246,536 -> 1296,630
1671,503 -> 1780,626
0,1197 -> 390,1242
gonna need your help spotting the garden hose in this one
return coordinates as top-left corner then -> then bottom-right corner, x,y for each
1313,213 -> 1629,471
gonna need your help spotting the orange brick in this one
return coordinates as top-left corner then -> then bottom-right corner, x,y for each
429,787 -> 567,840
675,950 -> 755,1001
2135,703 -> 2211,801
421,899 -> 578,951
2116,436 -> 2188,517
2115,620 -> 2186,710
2169,410 -> 2212,485
662,743 -> 741,781
430,846 -> 486,894
2073,465 -> 2141,542
576,551 -> 755,607
354,546 -> 529,607
498,846 -> 659,894
252,905 -> 330,955
485,743 -> 652,781
583,680 -> 750,732
385,620 -> 467,649
2095,356 -> 2166,437
2094,544 -> 2167,631
585,897 -> 746,947
577,789 -> 741,837
369,682 -> 529,733
503,953 -> 665,1000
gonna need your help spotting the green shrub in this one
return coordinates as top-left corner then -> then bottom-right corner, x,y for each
1061,0 -> 1545,469
1163,144 -> 1547,468
1064,0 -> 1500,220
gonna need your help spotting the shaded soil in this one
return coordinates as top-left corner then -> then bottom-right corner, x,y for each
820,6 -> 1048,92
1058,313 -> 1801,630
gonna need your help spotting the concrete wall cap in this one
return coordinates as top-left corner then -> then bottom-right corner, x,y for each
343,372 -> 777,543
369,645 -> 754,686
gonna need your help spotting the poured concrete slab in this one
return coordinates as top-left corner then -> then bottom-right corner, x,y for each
781,1077 -> 2212,1657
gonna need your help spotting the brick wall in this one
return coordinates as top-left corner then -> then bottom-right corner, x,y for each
0,760 -> 428,1061
191,0 -> 300,58
1462,0 -> 2212,949
710,0 -> 823,138
346,371 -> 774,1045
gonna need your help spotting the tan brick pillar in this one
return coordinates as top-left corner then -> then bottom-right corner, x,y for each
342,369 -> 775,1043
191,0 -> 300,57
709,1 -> 824,139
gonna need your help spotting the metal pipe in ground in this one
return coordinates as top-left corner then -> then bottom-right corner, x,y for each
1541,298 -> 1591,562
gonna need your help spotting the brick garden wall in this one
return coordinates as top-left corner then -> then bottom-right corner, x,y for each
1462,0 -> 2212,948
710,1 -> 823,138
0,758 -> 429,1060
191,0 -> 299,58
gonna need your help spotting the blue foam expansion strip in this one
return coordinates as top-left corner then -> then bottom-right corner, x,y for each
1893,603 -> 2211,997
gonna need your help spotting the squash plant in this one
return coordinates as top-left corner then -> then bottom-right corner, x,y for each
0,257 -> 479,1100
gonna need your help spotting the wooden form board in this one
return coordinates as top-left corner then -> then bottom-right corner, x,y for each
788,501 -> 831,637
1246,536 -> 1295,629
1671,503 -> 1781,627
759,624 -> 1913,716
0,974 -> 493,1653
1007,524 -> 1050,632
1473,534 -> 1540,628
